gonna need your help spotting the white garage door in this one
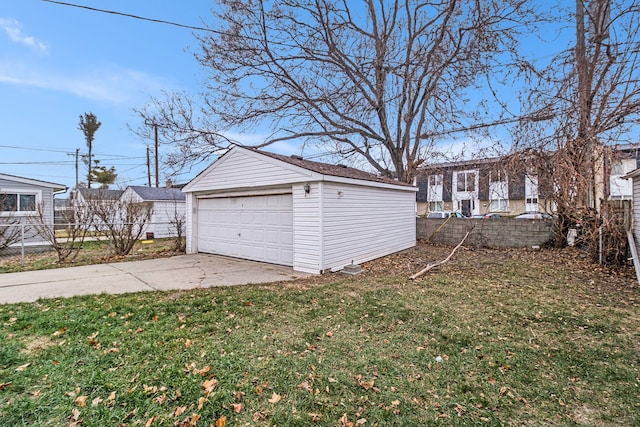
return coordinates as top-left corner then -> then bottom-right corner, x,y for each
197,194 -> 294,266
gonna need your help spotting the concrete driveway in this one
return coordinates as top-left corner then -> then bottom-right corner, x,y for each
0,254 -> 309,304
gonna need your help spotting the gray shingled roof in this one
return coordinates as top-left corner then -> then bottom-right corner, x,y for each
78,188 -> 124,200
129,186 -> 185,202
252,149 -> 413,187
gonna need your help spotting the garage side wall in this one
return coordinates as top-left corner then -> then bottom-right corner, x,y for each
633,176 -> 640,258
321,182 -> 416,271
185,194 -> 196,254
292,183 -> 322,273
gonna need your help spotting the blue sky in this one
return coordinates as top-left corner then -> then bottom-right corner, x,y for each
0,0 -> 280,192
4,1 -> 629,194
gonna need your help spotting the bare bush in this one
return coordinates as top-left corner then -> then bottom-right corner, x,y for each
88,198 -> 153,256
30,202 -> 93,263
168,202 -> 186,252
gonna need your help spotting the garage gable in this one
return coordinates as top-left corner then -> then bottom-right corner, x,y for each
183,147 -> 321,193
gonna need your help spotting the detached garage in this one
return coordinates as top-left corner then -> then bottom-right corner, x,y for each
182,146 -> 417,274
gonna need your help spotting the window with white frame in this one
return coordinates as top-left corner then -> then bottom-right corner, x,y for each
490,199 -> 508,211
428,201 -> 444,212
1,191 -> 38,213
427,174 -> 444,210
456,171 -> 476,192
489,168 -> 509,212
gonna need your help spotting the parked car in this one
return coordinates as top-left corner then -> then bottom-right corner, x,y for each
514,211 -> 553,220
471,213 -> 502,219
427,211 -> 466,219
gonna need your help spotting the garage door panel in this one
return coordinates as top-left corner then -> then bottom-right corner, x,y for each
197,194 -> 293,266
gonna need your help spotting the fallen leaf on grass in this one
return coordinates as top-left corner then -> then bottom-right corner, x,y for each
215,415 -> 227,426
268,392 -> 282,404
202,377 -> 219,397
67,408 -> 82,426
253,411 -> 269,421
52,327 -> 67,336
91,397 -> 103,407
338,413 -> 354,426
143,384 -> 158,395
173,406 -> 187,417
232,403 -> 243,413
15,363 -> 30,371
197,396 -> 207,410
0,382 -> 12,390
298,381 -> 312,392
308,412 -> 322,421
75,395 -> 88,407
144,415 -> 157,427
354,375 -> 375,390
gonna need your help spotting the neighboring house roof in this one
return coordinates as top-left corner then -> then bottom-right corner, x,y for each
77,188 -> 124,201
0,173 -> 67,193
418,155 -> 506,172
623,168 -> 640,179
249,148 -> 414,187
127,186 -> 186,202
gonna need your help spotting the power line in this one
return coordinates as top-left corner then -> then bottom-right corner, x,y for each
0,144 -> 145,160
40,0 -> 214,33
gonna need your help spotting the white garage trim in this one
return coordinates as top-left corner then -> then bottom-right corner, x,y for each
196,193 -> 294,266
195,188 -> 292,199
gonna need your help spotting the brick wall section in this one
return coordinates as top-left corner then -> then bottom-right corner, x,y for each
416,218 -> 557,248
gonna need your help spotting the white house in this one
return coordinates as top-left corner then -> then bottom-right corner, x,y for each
120,186 -> 186,238
1,173 -> 67,248
622,168 -> 640,284
182,147 -> 417,274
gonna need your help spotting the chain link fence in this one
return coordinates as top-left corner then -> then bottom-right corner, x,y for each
1,220 -> 185,267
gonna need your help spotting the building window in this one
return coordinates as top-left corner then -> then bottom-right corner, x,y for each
456,171 -> 476,192
1,192 -> 37,213
490,198 -> 508,212
489,168 -> 506,183
428,174 -> 442,186
429,201 -> 444,212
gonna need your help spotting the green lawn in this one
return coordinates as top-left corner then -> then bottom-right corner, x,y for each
1,245 -> 638,426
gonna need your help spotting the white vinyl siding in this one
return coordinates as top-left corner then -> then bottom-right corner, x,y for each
184,147 -> 418,273
321,182 -> 415,270
147,201 -> 186,238
186,194 -> 195,253
292,182 -> 322,273
185,149 -> 312,193
610,158 -> 635,200
633,176 -> 640,258
0,177 -> 59,246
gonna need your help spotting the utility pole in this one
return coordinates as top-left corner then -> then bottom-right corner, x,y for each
154,124 -> 159,187
146,146 -> 152,187
75,148 -> 79,189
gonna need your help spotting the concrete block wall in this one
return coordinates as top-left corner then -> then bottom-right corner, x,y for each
416,218 -> 556,248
